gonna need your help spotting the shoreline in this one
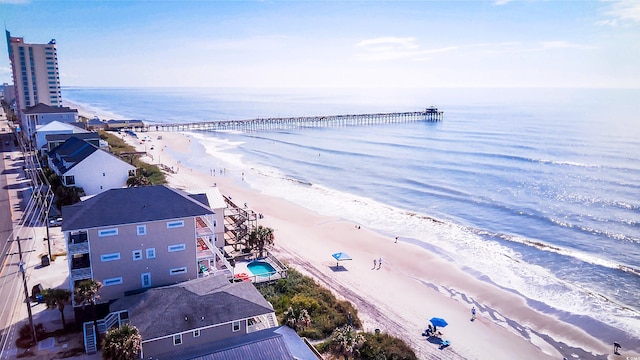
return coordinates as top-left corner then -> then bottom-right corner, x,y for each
117,129 -> 634,359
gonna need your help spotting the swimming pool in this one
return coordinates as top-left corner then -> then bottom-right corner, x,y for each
247,260 -> 277,277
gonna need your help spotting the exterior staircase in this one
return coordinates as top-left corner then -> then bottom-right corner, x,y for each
83,322 -> 97,354
266,313 -> 278,328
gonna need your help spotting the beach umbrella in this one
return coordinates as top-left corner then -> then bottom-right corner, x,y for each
429,317 -> 448,328
332,252 -> 352,267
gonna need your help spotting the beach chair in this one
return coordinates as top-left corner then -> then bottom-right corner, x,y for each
439,340 -> 451,349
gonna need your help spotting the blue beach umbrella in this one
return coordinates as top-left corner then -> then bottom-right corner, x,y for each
332,252 -> 352,267
429,317 -> 448,328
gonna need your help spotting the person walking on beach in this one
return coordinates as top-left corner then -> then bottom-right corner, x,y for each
378,257 -> 382,269
471,306 -> 476,321
395,236 -> 398,243
373,259 -> 377,269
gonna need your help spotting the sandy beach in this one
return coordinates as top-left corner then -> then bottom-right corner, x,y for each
114,129 -> 631,360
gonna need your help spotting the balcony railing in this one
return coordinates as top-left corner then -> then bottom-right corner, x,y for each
71,267 -> 92,281
196,216 -> 215,236
68,242 -> 89,255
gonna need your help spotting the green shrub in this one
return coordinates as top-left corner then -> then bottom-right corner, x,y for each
258,268 -> 416,359
258,269 -> 359,339
98,130 -> 166,185
359,332 -> 417,360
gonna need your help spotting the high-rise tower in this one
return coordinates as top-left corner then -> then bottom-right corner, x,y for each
5,31 -> 62,119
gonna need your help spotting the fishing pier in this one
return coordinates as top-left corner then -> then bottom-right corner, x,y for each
133,107 -> 442,133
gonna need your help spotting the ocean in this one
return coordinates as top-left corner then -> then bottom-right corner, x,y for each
63,87 -> 640,348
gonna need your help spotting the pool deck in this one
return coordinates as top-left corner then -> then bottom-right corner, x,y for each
232,255 -> 288,284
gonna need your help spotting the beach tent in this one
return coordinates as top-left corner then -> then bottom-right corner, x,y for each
332,252 -> 352,268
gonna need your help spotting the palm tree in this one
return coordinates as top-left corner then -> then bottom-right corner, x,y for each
74,280 -> 103,346
284,306 -> 311,331
101,324 -> 142,360
331,325 -> 365,360
42,288 -> 71,330
126,173 -> 150,187
248,225 -> 274,258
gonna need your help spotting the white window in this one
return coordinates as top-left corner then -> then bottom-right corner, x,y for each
167,220 -> 184,229
98,228 -> 118,237
173,334 -> 182,346
132,250 -> 142,261
100,253 -> 120,262
141,273 -> 151,288
146,248 -> 156,259
137,225 -> 146,236
103,277 -> 123,286
168,244 -> 186,252
169,267 -> 187,276
193,329 -> 200,337
232,321 -> 241,332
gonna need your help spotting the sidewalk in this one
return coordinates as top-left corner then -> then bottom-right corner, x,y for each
0,120 -> 98,359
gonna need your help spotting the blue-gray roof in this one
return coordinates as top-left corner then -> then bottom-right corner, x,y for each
61,185 -> 214,231
109,275 -> 275,341
48,137 -> 98,174
23,103 -> 78,114
45,132 -> 99,142
156,326 -> 320,360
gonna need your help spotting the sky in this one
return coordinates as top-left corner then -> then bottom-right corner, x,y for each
0,0 -> 639,89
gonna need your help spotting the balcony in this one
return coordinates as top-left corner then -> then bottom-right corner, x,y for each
71,268 -> 92,281
247,313 -> 278,333
196,216 -> 214,237
68,232 -> 89,255
71,253 -> 91,281
196,238 -> 215,261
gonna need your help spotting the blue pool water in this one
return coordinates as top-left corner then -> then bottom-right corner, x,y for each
247,261 -> 277,277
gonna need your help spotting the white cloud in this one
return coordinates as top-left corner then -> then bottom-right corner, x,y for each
493,0 -> 512,5
356,37 -> 420,50
355,37 -> 457,62
539,41 -> 598,50
598,0 -> 640,26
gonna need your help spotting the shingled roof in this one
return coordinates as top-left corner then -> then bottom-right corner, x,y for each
23,103 -> 78,114
48,137 -> 99,174
109,275 -> 275,341
158,326 -> 320,360
45,132 -> 99,142
61,185 -> 214,231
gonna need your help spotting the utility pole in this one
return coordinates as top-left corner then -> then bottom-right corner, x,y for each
8,236 -> 38,344
43,192 -> 52,261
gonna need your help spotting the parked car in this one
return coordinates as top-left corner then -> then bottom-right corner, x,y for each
48,217 -> 63,227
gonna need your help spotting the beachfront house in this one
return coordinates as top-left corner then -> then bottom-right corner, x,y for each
21,103 -> 79,147
34,120 -> 89,154
106,119 -> 144,131
44,132 -> 106,153
47,137 -> 135,196
101,274 -> 321,359
61,185 -> 231,308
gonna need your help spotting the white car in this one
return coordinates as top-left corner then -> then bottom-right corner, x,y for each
49,217 -> 63,227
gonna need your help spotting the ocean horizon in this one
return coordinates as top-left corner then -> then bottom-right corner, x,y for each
63,86 -> 640,350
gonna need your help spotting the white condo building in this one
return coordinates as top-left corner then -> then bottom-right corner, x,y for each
5,30 -> 62,120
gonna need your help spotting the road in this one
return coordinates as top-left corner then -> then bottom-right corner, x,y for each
0,121 -> 28,358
